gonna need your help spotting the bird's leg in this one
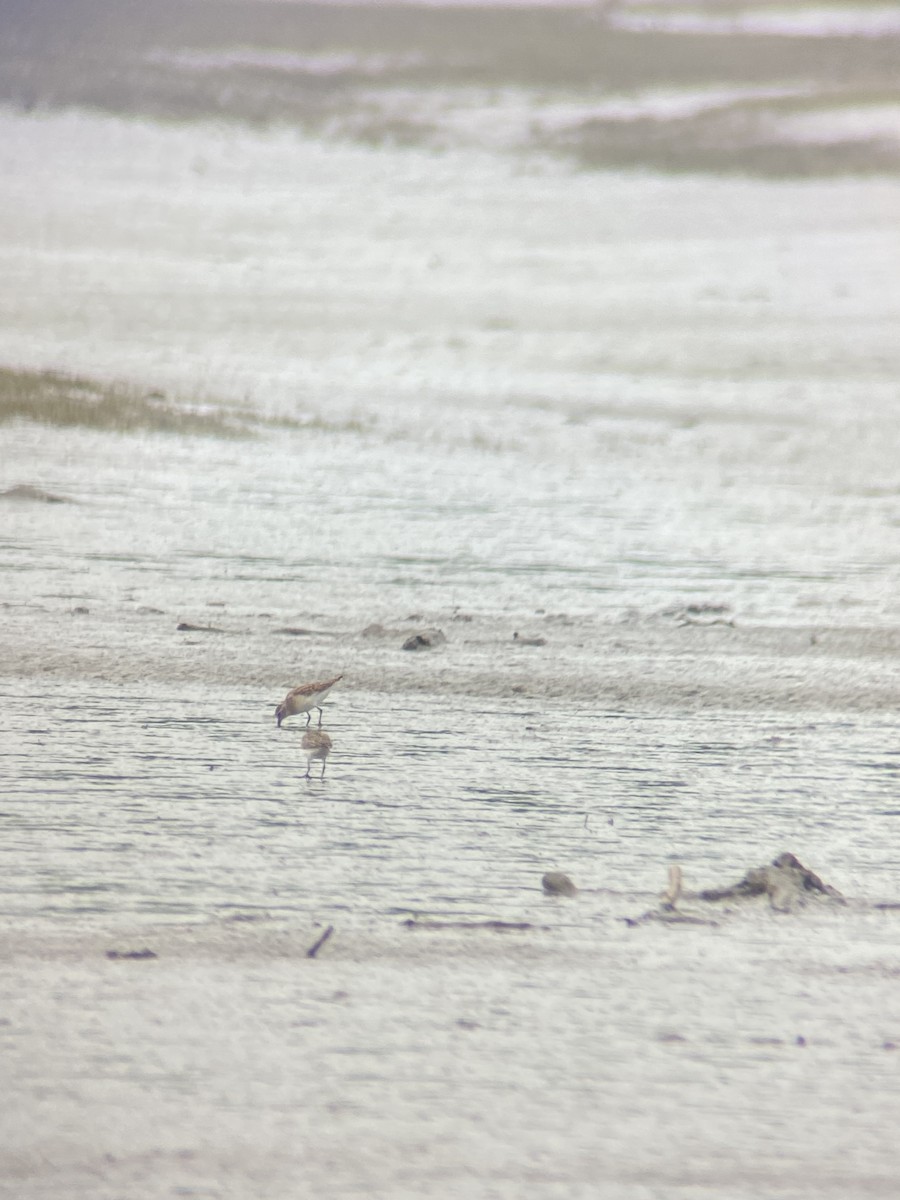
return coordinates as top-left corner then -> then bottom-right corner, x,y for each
316,706 -> 323,726
305,764 -> 311,779
320,760 -> 327,780
305,711 -> 312,726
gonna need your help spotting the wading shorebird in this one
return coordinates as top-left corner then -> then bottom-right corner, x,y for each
301,728 -> 333,780
275,674 -> 343,727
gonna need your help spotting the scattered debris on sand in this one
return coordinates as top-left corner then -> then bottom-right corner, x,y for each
625,853 -> 845,926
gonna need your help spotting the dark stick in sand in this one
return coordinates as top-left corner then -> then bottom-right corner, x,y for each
306,925 -> 334,959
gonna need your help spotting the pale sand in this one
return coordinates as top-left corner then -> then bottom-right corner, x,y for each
3,901 -> 900,1199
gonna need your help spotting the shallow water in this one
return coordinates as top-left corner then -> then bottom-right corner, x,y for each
2,22 -> 900,1195
3,663 -> 900,920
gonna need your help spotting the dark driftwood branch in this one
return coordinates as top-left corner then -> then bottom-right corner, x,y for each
306,925 -> 334,959
625,852 -> 847,926
697,852 -> 845,909
402,919 -> 536,932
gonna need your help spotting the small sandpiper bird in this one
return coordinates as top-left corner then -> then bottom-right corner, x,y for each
275,674 -> 343,727
301,729 -> 333,779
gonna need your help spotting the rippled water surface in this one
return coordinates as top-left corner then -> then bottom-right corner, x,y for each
3,675 -> 900,921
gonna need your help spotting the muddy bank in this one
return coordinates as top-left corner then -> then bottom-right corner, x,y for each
2,599 -> 898,713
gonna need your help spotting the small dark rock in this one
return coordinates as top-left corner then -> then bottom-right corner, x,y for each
542,871 -> 578,897
402,628 -> 446,651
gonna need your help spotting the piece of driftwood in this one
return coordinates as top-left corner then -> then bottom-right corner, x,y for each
402,919 -> 536,932
276,627 -> 335,637
697,852 -> 845,912
305,925 -> 334,959
623,861 -> 719,927
623,904 -> 720,928
626,852 -> 847,926
660,863 -> 682,911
